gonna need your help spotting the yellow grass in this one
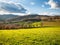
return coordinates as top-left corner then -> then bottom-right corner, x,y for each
0,27 -> 60,45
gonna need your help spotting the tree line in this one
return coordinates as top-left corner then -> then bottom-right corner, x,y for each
0,22 -> 42,29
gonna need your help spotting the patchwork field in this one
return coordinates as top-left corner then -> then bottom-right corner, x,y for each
0,27 -> 60,45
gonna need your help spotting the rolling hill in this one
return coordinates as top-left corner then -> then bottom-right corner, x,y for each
0,14 -> 18,21
0,14 -> 60,23
6,14 -> 49,22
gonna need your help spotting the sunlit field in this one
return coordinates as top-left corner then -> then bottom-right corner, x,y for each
0,0 -> 60,45
0,27 -> 60,45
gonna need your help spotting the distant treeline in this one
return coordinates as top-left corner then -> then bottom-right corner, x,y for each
0,23 -> 41,29
0,15 -> 60,29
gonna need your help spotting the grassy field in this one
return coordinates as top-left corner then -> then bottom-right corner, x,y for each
0,27 -> 60,45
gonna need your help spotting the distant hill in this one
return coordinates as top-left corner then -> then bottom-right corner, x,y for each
0,14 -> 60,23
7,14 -> 60,23
7,14 -> 49,22
0,14 -> 18,21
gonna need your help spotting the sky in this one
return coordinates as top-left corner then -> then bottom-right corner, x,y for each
0,0 -> 60,15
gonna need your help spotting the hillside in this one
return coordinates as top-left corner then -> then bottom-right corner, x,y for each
0,14 -> 18,22
0,15 -> 60,29
6,14 -> 60,23
0,14 -> 60,23
6,14 -> 49,22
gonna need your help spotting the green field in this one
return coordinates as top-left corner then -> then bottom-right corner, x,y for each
0,27 -> 60,45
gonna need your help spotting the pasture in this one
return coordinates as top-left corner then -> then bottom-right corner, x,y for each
0,26 -> 60,45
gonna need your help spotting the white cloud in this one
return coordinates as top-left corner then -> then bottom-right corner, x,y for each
45,0 -> 60,9
0,0 -> 10,2
0,10 -> 9,14
39,12 -> 52,15
0,10 -> 26,16
38,12 -> 60,15
41,5 -> 45,8
30,2 -> 35,5
0,0 -> 27,15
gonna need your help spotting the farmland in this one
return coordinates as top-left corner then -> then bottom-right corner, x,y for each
0,26 -> 60,45
0,0 -> 60,45
0,15 -> 60,45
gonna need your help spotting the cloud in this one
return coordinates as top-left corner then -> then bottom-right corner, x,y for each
39,12 -> 52,15
30,2 -> 35,5
0,10 -> 27,16
39,12 -> 60,15
0,1 -> 27,15
0,10 -> 9,14
41,5 -> 45,8
45,0 -> 60,9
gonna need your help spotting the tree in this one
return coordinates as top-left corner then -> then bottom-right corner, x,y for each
41,19 -> 44,27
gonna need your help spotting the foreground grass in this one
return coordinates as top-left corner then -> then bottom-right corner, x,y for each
0,27 -> 60,45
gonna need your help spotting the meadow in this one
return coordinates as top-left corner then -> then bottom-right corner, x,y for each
0,26 -> 60,45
